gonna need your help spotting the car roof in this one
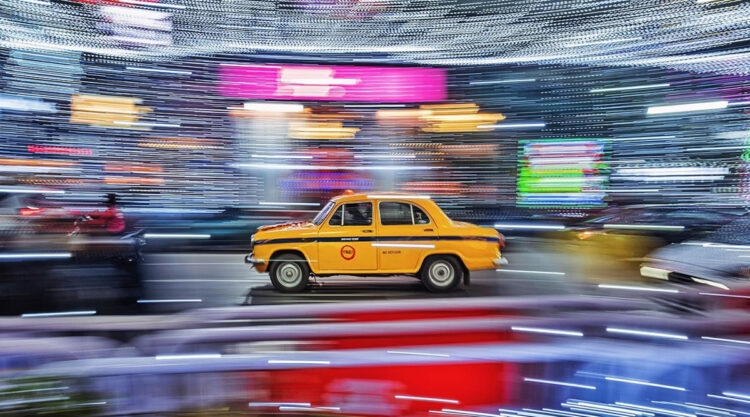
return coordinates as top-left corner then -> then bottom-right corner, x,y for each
331,192 -> 432,203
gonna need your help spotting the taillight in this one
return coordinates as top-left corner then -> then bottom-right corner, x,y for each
498,233 -> 505,250
19,207 -> 44,216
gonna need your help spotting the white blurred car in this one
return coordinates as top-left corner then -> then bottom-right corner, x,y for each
640,214 -> 750,291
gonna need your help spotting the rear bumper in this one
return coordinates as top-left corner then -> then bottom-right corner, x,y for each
493,256 -> 509,266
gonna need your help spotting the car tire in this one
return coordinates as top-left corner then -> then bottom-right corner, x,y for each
420,255 -> 462,292
269,254 -> 310,293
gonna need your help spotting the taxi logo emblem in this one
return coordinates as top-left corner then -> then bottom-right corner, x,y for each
340,245 -> 356,260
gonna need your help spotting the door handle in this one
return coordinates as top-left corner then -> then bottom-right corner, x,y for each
424,228 -> 434,232
362,229 -> 374,233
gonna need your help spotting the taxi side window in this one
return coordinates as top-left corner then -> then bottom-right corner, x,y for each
380,202 -> 413,225
340,202 -> 373,226
412,205 -> 430,225
328,205 -> 343,226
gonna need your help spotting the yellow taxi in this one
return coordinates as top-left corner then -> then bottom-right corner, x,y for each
245,192 -> 506,292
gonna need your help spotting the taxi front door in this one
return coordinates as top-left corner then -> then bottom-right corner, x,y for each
317,201 -> 378,272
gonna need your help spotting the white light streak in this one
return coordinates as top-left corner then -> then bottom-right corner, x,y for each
707,395 -> 750,405
144,233 -> 211,239
355,154 -> 417,159
598,284 -> 678,293
252,154 -> 314,159
480,123 -> 546,129
249,402 -> 312,407
137,299 -> 203,303
604,224 -> 685,231
470,78 -> 536,85
387,350 -> 451,357
244,102 -> 305,112
701,336 -> 750,345
0,187 -> 65,194
493,224 -> 565,230
0,252 -> 72,260
372,243 -> 436,249
606,327 -> 688,340
155,354 -> 222,360
590,83 -> 670,93
437,409 -> 501,417
615,403 -> 695,417
112,121 -> 181,128
268,359 -> 331,365
126,66 -> 192,75
120,0 -> 186,8
512,326 -> 583,337
523,378 -> 596,390
564,37 -> 642,47
259,201 -> 320,206
647,100 -> 728,115
234,163 -> 435,171
686,146 -> 750,152
723,392 -> 750,400
395,395 -> 460,404
367,194 -> 431,199
605,376 -> 685,391
497,269 -> 566,276
22,310 -> 96,318
699,292 -> 750,299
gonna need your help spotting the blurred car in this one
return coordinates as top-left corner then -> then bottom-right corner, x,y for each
246,192 -> 505,293
640,213 -> 750,291
574,205 -> 744,242
568,205 -> 744,258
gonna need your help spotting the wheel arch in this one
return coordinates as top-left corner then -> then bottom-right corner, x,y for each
269,248 -> 312,269
419,252 -> 470,285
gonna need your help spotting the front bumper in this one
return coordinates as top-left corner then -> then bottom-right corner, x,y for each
640,264 -> 730,290
493,256 -> 509,266
244,255 -> 266,265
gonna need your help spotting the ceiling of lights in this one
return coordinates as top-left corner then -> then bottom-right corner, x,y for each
1,0 -> 749,74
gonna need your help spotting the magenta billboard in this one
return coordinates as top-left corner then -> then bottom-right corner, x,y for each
218,64 -> 446,103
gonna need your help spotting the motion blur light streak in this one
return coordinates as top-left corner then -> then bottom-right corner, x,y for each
701,336 -> 750,345
0,252 -> 72,260
590,84 -> 670,93
21,310 -> 95,318
606,328 -> 689,341
387,350 -> 451,358
395,395 -> 460,404
497,269 -> 566,276
522,378 -> 596,390
155,354 -> 222,360
722,392 -> 750,401
706,395 -> 750,405
511,326 -> 583,337
646,101 -> 729,115
598,284 -> 679,294
604,376 -> 686,391
143,233 -> 211,239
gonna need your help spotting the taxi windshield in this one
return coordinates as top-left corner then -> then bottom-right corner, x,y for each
312,201 -> 335,225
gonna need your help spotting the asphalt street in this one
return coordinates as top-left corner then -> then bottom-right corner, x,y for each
137,237 -> 647,313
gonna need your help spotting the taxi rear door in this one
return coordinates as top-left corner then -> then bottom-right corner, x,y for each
375,201 -> 438,273
317,201 -> 378,272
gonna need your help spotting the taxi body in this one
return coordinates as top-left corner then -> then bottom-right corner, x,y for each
245,192 -> 505,292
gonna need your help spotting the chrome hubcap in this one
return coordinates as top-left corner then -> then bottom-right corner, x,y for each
429,261 -> 454,286
278,262 -> 302,286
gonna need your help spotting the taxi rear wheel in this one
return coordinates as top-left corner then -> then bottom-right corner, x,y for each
269,254 -> 310,293
420,255 -> 462,292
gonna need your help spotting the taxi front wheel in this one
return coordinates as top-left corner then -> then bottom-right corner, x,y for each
269,254 -> 310,293
421,255 -> 462,292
